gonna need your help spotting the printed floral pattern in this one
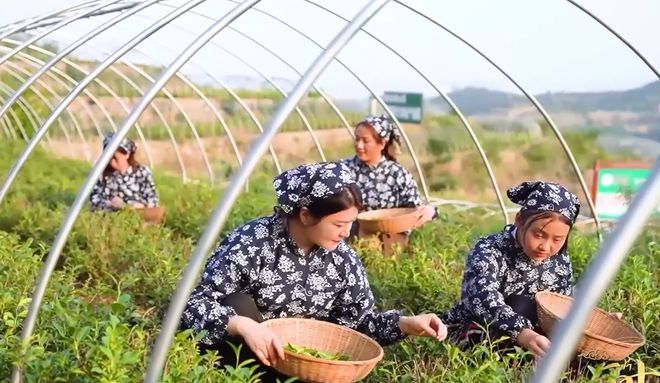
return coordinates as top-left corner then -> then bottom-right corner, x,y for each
358,115 -> 400,143
443,225 -> 574,340
507,181 -> 580,223
89,165 -> 159,211
341,156 -> 422,211
273,162 -> 356,213
180,212 -> 406,347
102,133 -> 137,154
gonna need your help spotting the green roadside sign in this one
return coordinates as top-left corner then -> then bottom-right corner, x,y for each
382,92 -> 423,124
594,167 -> 658,219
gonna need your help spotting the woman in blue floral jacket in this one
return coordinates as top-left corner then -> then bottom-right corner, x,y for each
181,162 -> 447,380
443,180 -> 580,358
341,115 -> 437,229
89,133 -> 159,212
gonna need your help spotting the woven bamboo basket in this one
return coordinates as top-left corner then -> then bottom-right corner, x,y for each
138,206 -> 166,224
357,207 -> 418,235
535,291 -> 645,360
263,318 -> 383,383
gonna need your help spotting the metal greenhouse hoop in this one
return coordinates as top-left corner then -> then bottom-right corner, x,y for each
0,1 -> 657,383
9,0 -> 263,380
146,1 -> 391,380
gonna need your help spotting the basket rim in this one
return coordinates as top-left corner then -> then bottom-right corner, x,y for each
356,207 -> 419,222
138,206 -> 165,212
535,291 -> 645,347
263,317 -> 385,366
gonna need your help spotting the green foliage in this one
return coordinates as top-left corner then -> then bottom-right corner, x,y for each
0,142 -> 657,382
358,220 -> 658,382
429,174 -> 458,192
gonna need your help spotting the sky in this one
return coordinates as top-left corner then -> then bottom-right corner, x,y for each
1,0 -> 658,99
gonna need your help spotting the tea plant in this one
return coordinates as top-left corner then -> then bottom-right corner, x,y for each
0,141 -> 657,382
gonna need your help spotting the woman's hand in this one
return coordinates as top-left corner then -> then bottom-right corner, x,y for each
110,196 -> 125,209
399,314 -> 447,341
227,316 -> 284,367
516,328 -> 551,357
128,201 -> 145,209
414,206 -> 436,228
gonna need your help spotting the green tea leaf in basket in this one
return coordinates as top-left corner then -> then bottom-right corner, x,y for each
285,343 -> 350,361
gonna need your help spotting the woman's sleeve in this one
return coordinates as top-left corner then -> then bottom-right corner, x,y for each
554,251 -> 574,296
140,167 -> 159,207
330,250 -> 406,346
395,166 -> 439,219
181,226 -> 258,346
89,179 -> 112,211
459,240 -> 534,339
396,167 -> 423,208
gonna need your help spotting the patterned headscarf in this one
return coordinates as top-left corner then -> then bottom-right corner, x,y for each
102,133 -> 137,154
358,115 -> 401,144
507,181 -> 581,224
273,162 -> 356,214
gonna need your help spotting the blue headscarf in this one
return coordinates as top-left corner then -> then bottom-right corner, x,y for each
507,181 -> 581,224
273,162 -> 356,214
102,132 -> 137,154
358,115 -> 401,144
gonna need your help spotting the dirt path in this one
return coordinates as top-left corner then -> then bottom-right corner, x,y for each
42,125 -> 594,207
44,127 -> 356,178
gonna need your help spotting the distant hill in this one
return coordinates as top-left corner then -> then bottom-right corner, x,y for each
428,81 -> 660,114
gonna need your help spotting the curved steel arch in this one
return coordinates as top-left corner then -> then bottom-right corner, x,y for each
1,39 -> 121,153
1,57 -> 76,146
0,0 -> 105,41
0,109 -> 12,138
0,0 -> 217,205
2,37 -> 158,168
147,1 -> 390,381
5,58 -> 93,160
169,59 -> 285,173
10,1 -> 261,381
159,1 -> 355,140
0,83 -> 42,143
222,0 -> 430,200
0,91 -> 57,151
531,1 -> 660,380
45,24 -> 225,183
7,49 -> 99,148
394,1 -> 603,237
0,48 -> 109,162
0,83 -> 36,142
1,0 -> 660,382
138,9 -> 327,163
51,23 -> 251,184
1,0 -> 243,182
168,71 -> 241,179
153,50 -> 284,173
0,114 -> 16,139
0,0 -> 125,68
0,77 -> 58,151
103,18 -> 283,174
0,0 -> 161,142
48,39 -> 196,181
2,110 -> 29,142
0,39 -> 164,170
567,0 -> 659,80
260,0 -> 507,221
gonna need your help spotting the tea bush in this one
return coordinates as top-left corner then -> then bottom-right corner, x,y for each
0,141 -> 657,382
